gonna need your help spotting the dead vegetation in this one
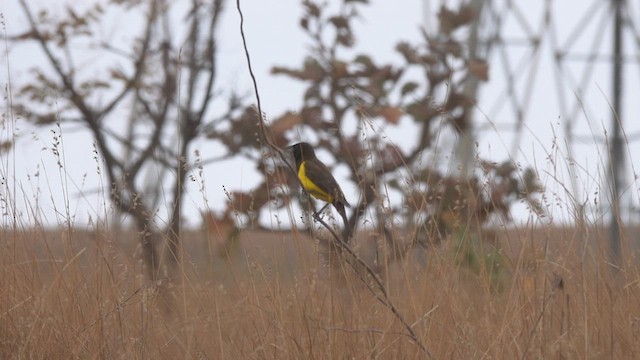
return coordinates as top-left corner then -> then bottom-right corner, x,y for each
1,225 -> 639,359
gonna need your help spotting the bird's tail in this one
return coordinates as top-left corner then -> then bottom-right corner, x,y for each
334,202 -> 352,241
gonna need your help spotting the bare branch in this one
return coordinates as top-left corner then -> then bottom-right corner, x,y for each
100,0 -> 157,116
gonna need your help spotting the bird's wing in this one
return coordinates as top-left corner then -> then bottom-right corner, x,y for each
304,160 -> 349,207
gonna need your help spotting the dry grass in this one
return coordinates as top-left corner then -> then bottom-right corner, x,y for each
5,0 -> 640,357
5,3 -> 639,358
1,223 -> 639,359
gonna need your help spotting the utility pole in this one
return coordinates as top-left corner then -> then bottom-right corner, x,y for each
458,0 -> 486,179
609,0 -> 624,263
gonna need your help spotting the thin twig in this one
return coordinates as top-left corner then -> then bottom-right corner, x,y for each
314,211 -> 434,358
235,1 -> 434,358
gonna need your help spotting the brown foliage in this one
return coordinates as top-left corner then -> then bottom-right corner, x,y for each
241,0 -> 542,258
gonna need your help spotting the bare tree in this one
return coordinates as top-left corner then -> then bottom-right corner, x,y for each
11,0 -> 243,279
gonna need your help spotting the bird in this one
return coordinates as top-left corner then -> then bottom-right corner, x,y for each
288,142 -> 352,239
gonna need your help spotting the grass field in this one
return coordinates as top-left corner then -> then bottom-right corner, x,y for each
4,2 -> 640,358
1,222 -> 639,359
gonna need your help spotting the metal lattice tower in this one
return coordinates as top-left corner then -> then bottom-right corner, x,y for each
426,0 -> 640,261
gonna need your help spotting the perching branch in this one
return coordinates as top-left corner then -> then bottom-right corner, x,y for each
235,0 -> 434,357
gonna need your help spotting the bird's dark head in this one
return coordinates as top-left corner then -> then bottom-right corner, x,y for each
288,142 -> 316,165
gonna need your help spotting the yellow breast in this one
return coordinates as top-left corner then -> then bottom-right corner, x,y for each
298,161 -> 333,202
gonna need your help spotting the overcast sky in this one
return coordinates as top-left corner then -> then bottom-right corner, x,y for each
2,0 -> 639,230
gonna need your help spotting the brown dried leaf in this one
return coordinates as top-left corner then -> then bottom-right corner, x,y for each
438,5 -> 477,34
354,54 -> 374,68
379,106 -> 403,125
231,192 -> 253,214
329,16 -> 349,29
271,112 -> 302,135
331,60 -> 349,78
396,42 -> 420,64
468,59 -> 489,81
300,106 -> 324,126
400,82 -> 419,96
303,2 -> 322,18
380,143 -> 405,171
336,33 -> 354,47
0,140 -> 14,154
406,99 -> 436,123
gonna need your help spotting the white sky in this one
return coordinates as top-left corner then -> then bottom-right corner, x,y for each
1,0 -> 639,231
